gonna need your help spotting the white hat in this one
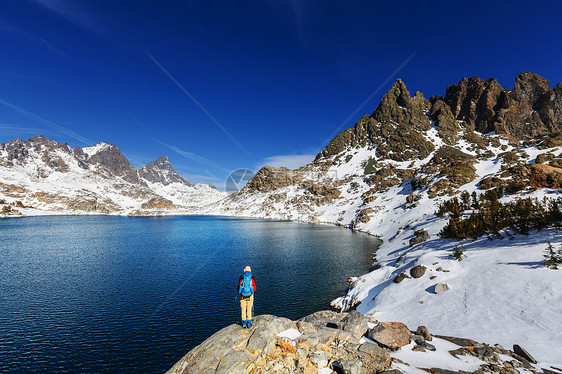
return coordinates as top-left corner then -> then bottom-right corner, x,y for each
244,266 -> 251,272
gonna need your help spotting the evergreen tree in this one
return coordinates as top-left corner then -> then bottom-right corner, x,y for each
452,244 -> 465,261
543,242 -> 562,270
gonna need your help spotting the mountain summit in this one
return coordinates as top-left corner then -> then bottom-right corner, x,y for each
139,156 -> 193,186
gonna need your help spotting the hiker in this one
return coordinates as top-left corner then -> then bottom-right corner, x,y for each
238,265 -> 256,328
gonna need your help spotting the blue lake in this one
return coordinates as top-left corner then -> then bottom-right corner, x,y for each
0,215 -> 379,373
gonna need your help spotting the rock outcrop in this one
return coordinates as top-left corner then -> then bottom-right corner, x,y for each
166,312 -> 392,374
167,311 -> 546,374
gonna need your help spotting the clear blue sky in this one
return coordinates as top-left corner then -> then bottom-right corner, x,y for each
1,1 -> 561,189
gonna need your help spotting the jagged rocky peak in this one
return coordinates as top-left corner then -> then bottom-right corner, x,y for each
1,138 -> 28,163
27,135 -> 59,149
0,135 -> 71,170
138,156 -> 192,186
371,78 -> 430,131
443,72 -> 562,139
512,71 -> 551,102
315,72 -> 561,166
316,78 -> 434,162
83,142 -> 138,183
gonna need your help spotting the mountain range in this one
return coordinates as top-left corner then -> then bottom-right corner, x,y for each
0,135 -> 226,216
1,72 -> 561,362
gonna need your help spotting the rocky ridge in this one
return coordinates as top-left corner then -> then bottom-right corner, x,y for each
167,311 -> 554,374
0,135 -> 226,216
210,72 -> 562,227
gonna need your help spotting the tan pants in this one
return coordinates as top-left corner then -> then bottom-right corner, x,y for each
240,294 -> 254,321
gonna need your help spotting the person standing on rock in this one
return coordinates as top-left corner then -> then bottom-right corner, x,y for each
238,265 -> 256,328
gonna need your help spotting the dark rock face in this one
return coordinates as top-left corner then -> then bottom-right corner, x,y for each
87,143 -> 139,184
444,72 -> 562,139
138,156 -> 192,186
318,72 -> 561,165
429,98 -> 460,145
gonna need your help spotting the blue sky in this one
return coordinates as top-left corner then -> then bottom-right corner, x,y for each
0,1 -> 561,189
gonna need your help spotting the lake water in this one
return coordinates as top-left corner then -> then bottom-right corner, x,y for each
0,215 -> 379,373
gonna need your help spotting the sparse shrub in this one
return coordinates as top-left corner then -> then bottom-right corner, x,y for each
500,151 -> 520,165
0,199 -> 6,204
543,242 -> 562,270
452,244 -> 465,261
502,180 -> 526,195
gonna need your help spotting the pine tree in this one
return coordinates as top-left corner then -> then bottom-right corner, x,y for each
543,242 -> 562,270
452,244 -> 465,261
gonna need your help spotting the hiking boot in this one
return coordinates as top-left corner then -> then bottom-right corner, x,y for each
247,320 -> 252,327
242,320 -> 247,328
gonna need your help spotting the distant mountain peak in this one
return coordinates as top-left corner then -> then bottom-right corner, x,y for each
138,156 -> 192,186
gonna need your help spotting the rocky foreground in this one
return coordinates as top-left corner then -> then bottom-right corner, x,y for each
166,311 -> 553,374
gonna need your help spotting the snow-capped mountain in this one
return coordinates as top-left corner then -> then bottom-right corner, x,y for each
207,72 -> 562,363
0,135 -> 227,216
1,72 -> 561,364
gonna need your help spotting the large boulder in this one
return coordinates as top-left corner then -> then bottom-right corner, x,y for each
339,310 -> 369,340
410,265 -> 427,278
409,229 -> 430,247
166,324 -> 248,374
166,315 -> 292,374
367,322 -> 411,349
416,326 -> 432,341
513,344 -> 537,364
434,283 -> 450,294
